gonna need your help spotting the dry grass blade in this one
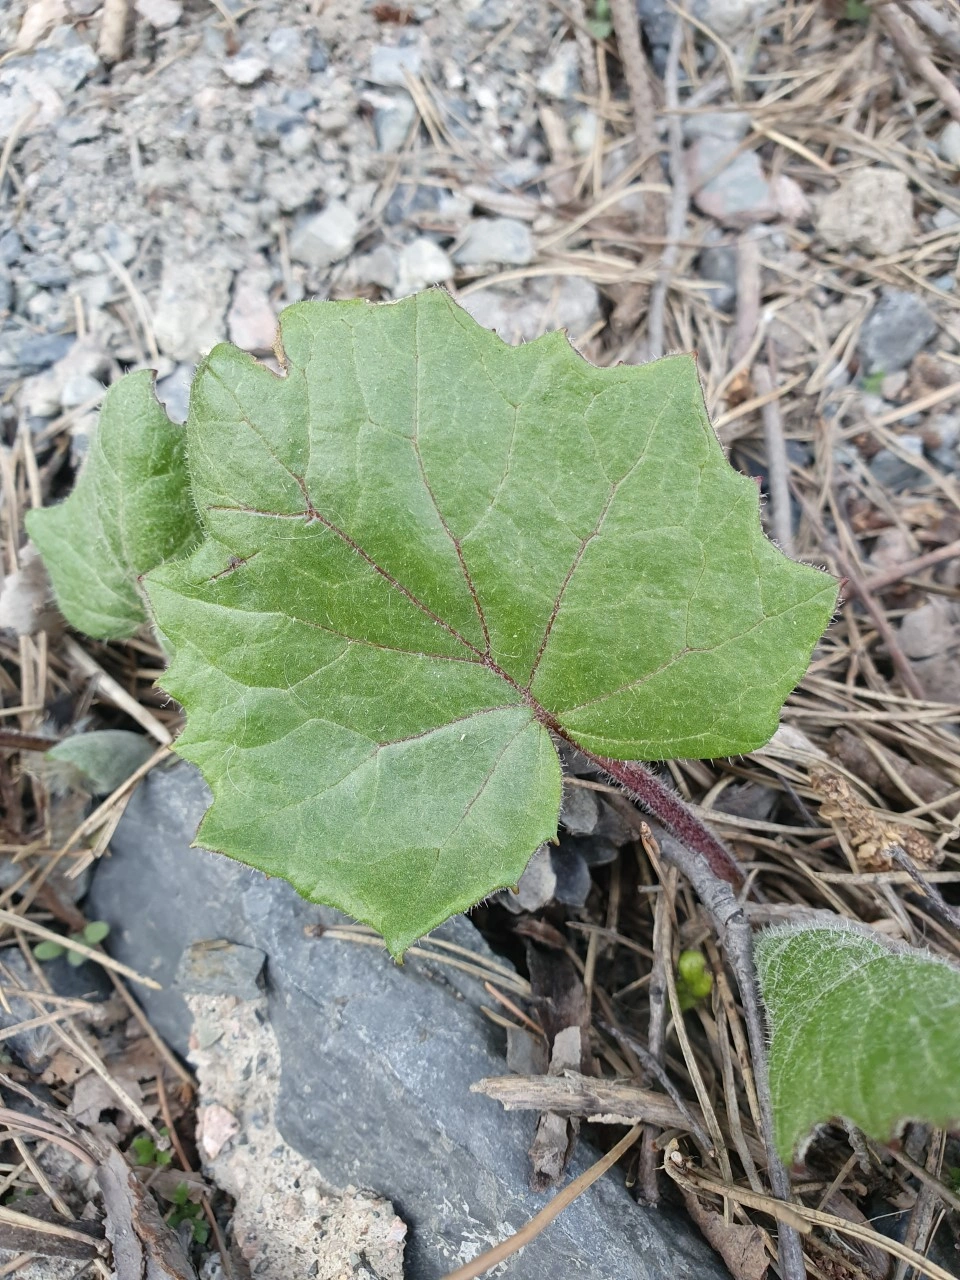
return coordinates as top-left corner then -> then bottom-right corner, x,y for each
440,1124 -> 643,1280
0,908 -> 161,988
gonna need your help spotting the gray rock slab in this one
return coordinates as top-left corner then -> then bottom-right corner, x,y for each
87,764 -> 727,1280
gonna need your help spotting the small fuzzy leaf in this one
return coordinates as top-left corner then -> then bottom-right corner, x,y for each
27,371 -> 201,640
756,924 -> 960,1160
83,920 -> 111,944
47,730 -> 156,797
33,939 -> 65,961
144,290 -> 836,957
66,948 -> 86,967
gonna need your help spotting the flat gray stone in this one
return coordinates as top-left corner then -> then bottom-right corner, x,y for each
858,289 -> 938,374
86,764 -> 727,1280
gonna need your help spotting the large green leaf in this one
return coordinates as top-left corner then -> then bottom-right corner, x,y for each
144,290 -> 836,956
26,371 -> 200,640
756,924 -> 960,1160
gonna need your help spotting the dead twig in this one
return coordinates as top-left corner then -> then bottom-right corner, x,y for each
664,1140 -> 960,1280
97,0 -> 129,63
877,2 -> 960,125
754,356 -> 795,558
645,825 -> 808,1280
863,538 -> 960,591
647,16 -> 687,360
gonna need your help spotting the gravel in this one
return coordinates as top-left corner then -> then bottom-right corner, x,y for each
817,168 -> 915,256
288,201 -> 359,269
454,216 -> 535,266
858,288 -> 939,375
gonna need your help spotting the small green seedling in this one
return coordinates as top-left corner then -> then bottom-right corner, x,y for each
676,948 -> 713,1011
167,1182 -> 209,1245
130,1128 -> 173,1168
844,0 -> 871,22
860,370 -> 886,394
587,0 -> 612,39
34,920 -> 110,967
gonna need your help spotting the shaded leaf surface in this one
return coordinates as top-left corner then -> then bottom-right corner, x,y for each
756,924 -> 960,1159
144,290 -> 836,955
26,371 -> 200,639
47,729 -> 156,796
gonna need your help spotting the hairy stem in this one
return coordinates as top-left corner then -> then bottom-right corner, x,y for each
576,748 -> 745,889
648,826 -> 807,1280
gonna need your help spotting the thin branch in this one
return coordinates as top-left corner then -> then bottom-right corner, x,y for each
643,824 -> 808,1280
647,17 -> 687,360
753,358 -> 795,558
878,2 -> 960,125
574,746 -> 745,888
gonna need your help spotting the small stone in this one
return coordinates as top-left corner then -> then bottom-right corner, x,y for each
351,245 -> 398,291
288,202 -> 359,269
817,168 -> 914,256
156,363 -> 193,424
571,110 -> 597,155
373,91 -> 417,152
697,233 -> 737,312
688,140 -> 776,226
0,271 -> 12,315
466,0 -> 511,29
266,26 -> 304,69
698,0 -> 776,36
683,110 -> 751,141
869,438 -> 926,491
938,121 -> 960,167
550,847 -> 592,908
307,37 -> 329,73
859,288 -> 938,374
251,104 -> 301,143
60,372 -> 103,408
560,784 -> 600,836
771,174 -> 810,222
393,238 -> 453,296
176,940 -> 265,999
636,0 -> 674,45
926,413 -> 960,471
0,231 -> 23,266
39,38 -> 101,96
95,223 -> 137,265
881,370 -> 908,400
454,217 -> 534,266
153,258 -> 233,361
223,44 -> 268,86
512,845 -> 556,911
198,1102 -> 240,1161
17,333 -> 75,373
134,0 -> 182,28
279,125 -> 313,160
368,43 -> 422,88
566,835 -> 620,867
463,275 -> 600,342
25,253 -> 71,289
932,207 -> 960,230
70,250 -> 104,274
536,42 -> 580,100
58,113 -> 104,144
384,182 -> 441,225
284,87 -> 315,112
228,269 -> 276,353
